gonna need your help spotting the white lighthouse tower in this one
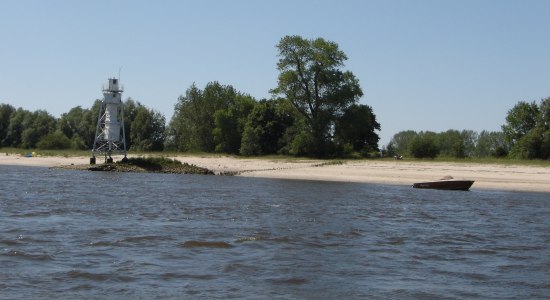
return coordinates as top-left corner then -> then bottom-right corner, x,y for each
90,77 -> 127,164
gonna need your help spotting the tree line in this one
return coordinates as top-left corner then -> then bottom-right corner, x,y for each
386,96 -> 550,160
1,34 -> 546,160
0,35 -> 381,158
0,99 -> 165,152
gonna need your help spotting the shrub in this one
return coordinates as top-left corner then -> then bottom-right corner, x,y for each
36,132 -> 71,150
410,135 -> 440,158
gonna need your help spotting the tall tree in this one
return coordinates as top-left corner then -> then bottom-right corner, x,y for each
504,97 -> 550,159
474,131 -> 509,157
0,103 -> 16,146
168,82 -> 243,152
410,131 -> 439,159
213,94 -> 255,154
130,106 -> 166,151
58,105 -> 97,149
240,99 -> 296,156
20,110 -> 57,148
437,129 -> 466,158
271,35 -> 364,156
334,104 -> 380,153
502,101 -> 539,145
388,130 -> 418,156
2,108 -> 32,147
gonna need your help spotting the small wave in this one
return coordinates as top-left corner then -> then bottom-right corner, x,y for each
323,229 -> 364,239
386,236 -> 406,245
432,269 -> 490,281
180,240 -> 233,248
120,235 -> 172,243
161,272 -> 217,280
235,235 -> 268,243
0,239 -> 19,246
450,247 -> 498,255
89,240 -> 116,247
67,270 -> 111,281
90,235 -> 173,247
268,277 -> 308,285
4,250 -> 53,261
234,235 -> 299,244
11,211 -> 51,218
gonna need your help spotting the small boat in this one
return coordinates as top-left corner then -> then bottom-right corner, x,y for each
413,176 -> 474,191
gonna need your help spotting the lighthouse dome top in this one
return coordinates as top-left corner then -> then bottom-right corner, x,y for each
103,77 -> 123,93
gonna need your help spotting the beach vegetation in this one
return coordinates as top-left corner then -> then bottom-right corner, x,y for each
503,97 -> 550,159
271,35 -> 379,157
167,82 -> 243,152
1,35 -> 548,162
36,131 -> 72,150
409,132 -> 440,158
240,98 -> 295,156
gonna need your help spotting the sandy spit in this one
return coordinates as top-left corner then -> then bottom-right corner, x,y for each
1,153 -> 549,193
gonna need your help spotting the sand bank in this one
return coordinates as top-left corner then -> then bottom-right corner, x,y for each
1,153 -> 549,193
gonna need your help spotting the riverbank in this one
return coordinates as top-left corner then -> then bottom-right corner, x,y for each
1,153 -> 549,193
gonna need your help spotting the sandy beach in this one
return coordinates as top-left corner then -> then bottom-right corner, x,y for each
1,153 -> 549,193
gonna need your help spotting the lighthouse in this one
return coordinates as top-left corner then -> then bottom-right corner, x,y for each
90,77 -> 127,164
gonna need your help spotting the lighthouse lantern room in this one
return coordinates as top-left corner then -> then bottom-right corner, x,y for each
90,78 -> 127,164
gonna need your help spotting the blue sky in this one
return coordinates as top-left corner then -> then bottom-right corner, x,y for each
1,0 -> 549,146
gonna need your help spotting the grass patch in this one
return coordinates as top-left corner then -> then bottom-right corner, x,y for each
121,156 -> 182,168
316,160 -> 346,166
111,156 -> 213,175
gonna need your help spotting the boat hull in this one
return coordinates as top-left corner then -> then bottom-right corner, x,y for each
413,180 -> 474,191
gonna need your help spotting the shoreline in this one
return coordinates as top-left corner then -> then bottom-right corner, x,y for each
1,153 -> 549,193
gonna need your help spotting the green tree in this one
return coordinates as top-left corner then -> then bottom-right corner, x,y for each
461,130 -> 478,158
504,97 -> 550,159
58,105 -> 97,150
122,98 -> 139,150
130,106 -> 166,151
213,94 -> 255,154
0,103 -> 16,146
502,101 -> 539,146
509,127 -> 543,159
474,131 -> 509,157
334,104 -> 381,154
271,35 -> 364,156
410,132 -> 439,158
240,99 -> 296,156
437,129 -> 466,158
36,131 -> 72,149
168,82 -> 244,152
388,130 -> 418,156
2,108 -> 31,147
20,110 -> 57,148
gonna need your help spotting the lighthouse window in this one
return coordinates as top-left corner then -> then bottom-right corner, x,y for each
113,79 -> 117,84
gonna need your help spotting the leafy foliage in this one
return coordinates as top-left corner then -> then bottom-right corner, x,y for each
502,101 -> 539,145
167,82 -> 255,153
58,103 -> 99,150
409,132 -> 440,158
240,99 -> 295,156
0,103 -> 16,146
130,105 -> 166,151
388,130 -> 418,156
36,131 -> 72,149
271,35 -> 373,156
213,94 -> 255,154
334,104 -> 381,153
168,83 -> 223,151
503,97 -> 550,159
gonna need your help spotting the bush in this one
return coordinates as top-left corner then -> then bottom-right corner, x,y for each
36,132 -> 71,150
410,135 -> 440,158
